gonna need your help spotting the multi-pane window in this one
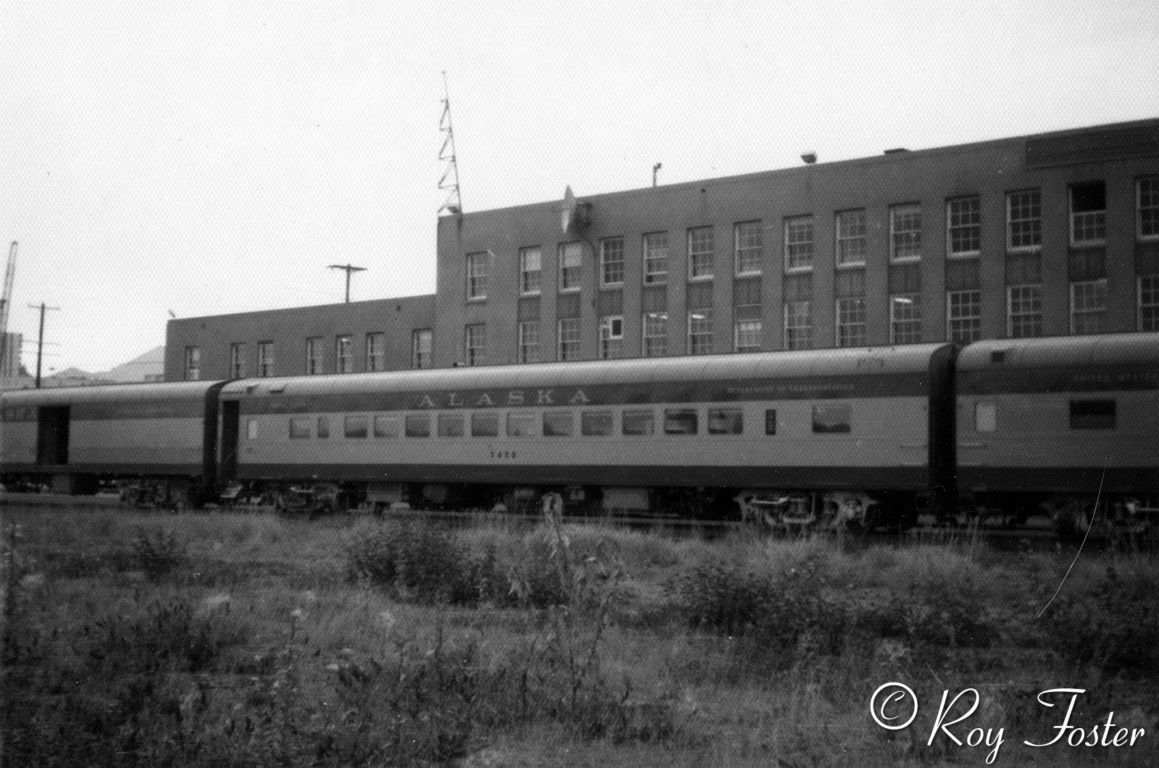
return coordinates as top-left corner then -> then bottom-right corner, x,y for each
518,320 -> 540,363
734,319 -> 762,352
412,329 -> 432,369
784,216 -> 814,271
558,317 -> 581,361
688,227 -> 714,280
365,333 -> 384,372
735,221 -> 763,275
642,312 -> 667,357
947,196 -> 981,256
519,247 -> 542,295
184,346 -> 201,381
643,232 -> 669,284
784,301 -> 811,350
835,209 -> 866,267
947,290 -> 982,343
464,323 -> 486,366
1138,275 -> 1159,331
1007,189 -> 1042,252
1070,279 -> 1107,334
1139,178 -> 1159,240
1007,285 -> 1043,338
1070,182 -> 1106,246
466,251 -> 488,301
229,343 -> 245,378
257,341 -> 274,377
889,294 -> 922,344
890,205 -> 922,262
600,237 -> 624,286
305,337 -> 323,375
599,316 -> 623,359
336,335 -> 353,374
835,297 -> 866,347
559,242 -> 582,291
688,309 -> 713,355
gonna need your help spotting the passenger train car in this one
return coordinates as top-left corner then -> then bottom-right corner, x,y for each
2,333 -> 1156,533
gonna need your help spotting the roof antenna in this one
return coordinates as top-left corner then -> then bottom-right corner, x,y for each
438,71 -> 463,216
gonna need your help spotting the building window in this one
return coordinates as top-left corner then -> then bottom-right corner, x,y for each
836,297 -> 866,347
305,337 -> 323,375
412,329 -> 432,369
1070,182 -> 1106,247
600,237 -> 624,286
1140,275 -> 1159,331
464,324 -> 486,366
735,221 -> 763,275
642,312 -> 667,357
688,227 -> 714,280
558,317 -> 580,361
559,242 -> 582,291
599,316 -> 623,359
643,232 -> 669,285
947,196 -> 981,257
466,251 -> 488,301
784,301 -> 811,350
335,335 -> 353,374
229,343 -> 245,378
947,290 -> 982,343
688,309 -> 713,355
365,333 -> 384,372
889,294 -> 922,344
1139,177 -> 1159,240
835,209 -> 866,267
519,247 -> 541,295
1007,189 -> 1042,252
183,346 -> 201,381
518,320 -> 540,363
1070,279 -> 1107,334
734,319 -> 762,352
890,205 -> 922,262
257,341 -> 274,377
784,216 -> 813,272
1007,285 -> 1043,338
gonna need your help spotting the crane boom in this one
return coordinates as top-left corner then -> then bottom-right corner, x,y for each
0,241 -> 17,376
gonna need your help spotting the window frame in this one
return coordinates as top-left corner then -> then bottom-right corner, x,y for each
305,337 -> 323,375
1006,189 -> 1042,253
687,226 -> 715,281
947,290 -> 982,344
257,341 -> 274,377
734,221 -> 763,276
1069,181 -> 1107,248
835,209 -> 867,268
1070,278 -> 1107,335
335,334 -> 353,374
518,319 -> 541,364
1006,284 -> 1043,338
734,318 -> 762,353
557,317 -> 581,361
889,293 -> 922,345
889,204 -> 923,263
464,323 -> 486,366
600,237 -> 625,287
519,246 -> 542,296
642,311 -> 667,357
599,315 -> 623,360
643,232 -> 669,285
946,196 -> 981,258
1139,274 -> 1159,331
1138,177 -> 1159,242
183,346 -> 201,381
783,215 -> 814,273
411,329 -> 432,369
835,296 -> 867,348
229,343 -> 245,378
466,251 -> 489,302
687,309 -> 713,355
558,241 -> 582,292
783,300 -> 811,350
365,332 -> 385,372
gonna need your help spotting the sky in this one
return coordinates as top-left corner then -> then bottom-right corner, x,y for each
2,0 -> 1158,374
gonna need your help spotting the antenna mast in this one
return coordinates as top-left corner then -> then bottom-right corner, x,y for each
438,71 -> 462,215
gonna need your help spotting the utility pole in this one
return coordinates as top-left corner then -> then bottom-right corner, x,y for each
27,302 -> 59,388
327,264 -> 366,303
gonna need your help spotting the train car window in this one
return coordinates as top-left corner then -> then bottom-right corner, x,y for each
316,417 -> 330,439
405,414 -> 431,437
664,409 -> 699,435
581,410 -> 614,436
764,409 -> 777,435
975,403 -> 997,433
708,408 -> 744,435
289,418 -> 312,439
507,412 -> 536,437
247,419 -> 259,440
438,413 -> 465,437
811,403 -> 851,434
471,412 -> 499,437
622,409 -> 655,436
1069,399 -> 1116,430
543,411 -> 574,437
344,415 -> 369,439
373,415 -> 400,438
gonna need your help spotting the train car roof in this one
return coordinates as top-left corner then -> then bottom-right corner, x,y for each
0,380 -> 226,406
221,343 -> 953,399
957,332 -> 1159,372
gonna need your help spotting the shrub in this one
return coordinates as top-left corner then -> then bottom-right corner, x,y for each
132,527 -> 186,580
1040,571 -> 1159,673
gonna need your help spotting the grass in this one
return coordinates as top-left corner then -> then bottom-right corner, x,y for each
1,506 -> 1157,766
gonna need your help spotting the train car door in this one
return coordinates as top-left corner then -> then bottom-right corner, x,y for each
220,400 -> 240,480
36,406 -> 70,465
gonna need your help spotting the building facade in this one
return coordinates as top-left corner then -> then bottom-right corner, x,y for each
435,119 -> 1159,368
164,295 -> 436,381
